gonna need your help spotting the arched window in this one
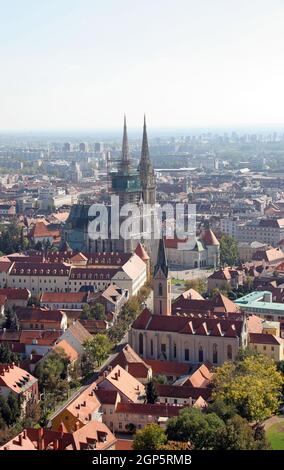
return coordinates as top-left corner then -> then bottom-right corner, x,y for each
158,283 -> 163,296
150,340 -> 154,356
227,344 -> 232,360
173,342 -> 177,359
159,300 -> 162,315
139,333 -> 144,355
198,345 -> 203,363
213,344 -> 218,364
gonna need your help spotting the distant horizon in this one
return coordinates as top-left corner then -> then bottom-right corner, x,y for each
1,123 -> 284,140
1,1 -> 284,130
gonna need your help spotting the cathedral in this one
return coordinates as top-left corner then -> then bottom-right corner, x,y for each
63,116 -> 157,256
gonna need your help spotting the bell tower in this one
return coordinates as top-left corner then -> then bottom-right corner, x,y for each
153,238 -> 171,315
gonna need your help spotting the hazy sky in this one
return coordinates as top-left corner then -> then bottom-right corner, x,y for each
1,0 -> 284,131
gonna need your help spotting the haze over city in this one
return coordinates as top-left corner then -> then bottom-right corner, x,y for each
1,0 -> 284,131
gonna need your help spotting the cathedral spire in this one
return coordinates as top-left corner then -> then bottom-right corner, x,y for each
139,115 -> 156,205
153,237 -> 171,315
141,114 -> 150,163
121,114 -> 130,171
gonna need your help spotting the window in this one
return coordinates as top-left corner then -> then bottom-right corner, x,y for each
119,423 -> 122,429
159,300 -> 162,315
174,399 -> 178,404
173,342 -> 177,359
263,346 -> 266,351
139,333 -> 144,355
184,349 -> 189,361
198,345 -> 203,363
213,344 -> 218,364
158,283 -> 163,296
227,344 -> 232,360
271,346 -> 274,351
150,340 -> 153,356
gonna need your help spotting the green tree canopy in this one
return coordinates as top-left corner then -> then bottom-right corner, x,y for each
214,415 -> 269,450
166,407 -> 225,450
213,354 -> 283,422
220,234 -> 238,266
133,423 -> 167,450
83,334 -> 112,368
184,278 -> 207,294
90,303 -> 106,320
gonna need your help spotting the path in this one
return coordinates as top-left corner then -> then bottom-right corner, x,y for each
263,415 -> 284,431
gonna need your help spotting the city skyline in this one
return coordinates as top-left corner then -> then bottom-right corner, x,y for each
1,0 -> 284,130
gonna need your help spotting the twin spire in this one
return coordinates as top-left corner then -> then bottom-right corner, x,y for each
121,114 -> 150,170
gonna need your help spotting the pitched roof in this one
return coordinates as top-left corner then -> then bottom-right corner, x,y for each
208,268 -> 231,280
0,294 -> 7,306
98,364 -> 145,402
40,292 -> 88,304
201,229 -> 219,246
54,340 -> 79,362
145,359 -> 190,377
116,402 -> 184,417
0,288 -> 30,300
19,330 -> 61,346
64,321 -> 92,344
132,309 -> 244,338
106,344 -> 151,379
134,243 -> 150,261
0,431 -> 36,450
249,332 -> 283,345
156,384 -> 212,400
185,363 -> 213,388
15,307 -> 64,323
65,383 -> 101,426
0,363 -> 37,394
94,389 -> 119,405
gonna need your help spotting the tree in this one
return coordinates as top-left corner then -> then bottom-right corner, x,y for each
90,303 -> 106,320
220,235 -> 238,266
0,343 -> 19,364
153,374 -> 167,385
133,423 -> 167,450
213,354 -> 283,422
80,304 -> 91,320
214,415 -> 270,450
83,334 -> 112,368
206,398 -> 237,422
3,309 -> 19,330
159,441 -> 191,450
166,407 -> 225,449
146,380 -> 158,404
34,349 -> 69,392
184,278 -> 207,294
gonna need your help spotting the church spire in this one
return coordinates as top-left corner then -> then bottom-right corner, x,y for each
154,237 -> 169,278
153,237 -> 171,315
139,115 -> 156,205
121,114 -> 130,172
141,114 -> 150,163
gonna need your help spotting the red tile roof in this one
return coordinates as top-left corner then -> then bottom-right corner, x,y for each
249,332 -> 283,345
201,229 -> 219,246
40,292 -> 88,304
156,384 -> 212,400
132,309 -> 244,338
145,359 -> 190,377
20,330 -> 61,345
16,307 -> 64,323
134,243 -> 150,261
116,402 -> 184,417
0,288 -> 30,300
0,363 -> 37,394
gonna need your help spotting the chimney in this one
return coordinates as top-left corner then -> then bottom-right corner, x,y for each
18,434 -> 23,447
75,420 -> 80,431
22,430 -> 27,439
88,413 -> 92,421
114,372 -> 118,380
117,369 -> 120,377
10,362 -> 14,369
82,400 -> 86,407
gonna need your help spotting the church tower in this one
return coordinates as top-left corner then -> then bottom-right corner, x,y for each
139,115 -> 156,205
153,237 -> 171,315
